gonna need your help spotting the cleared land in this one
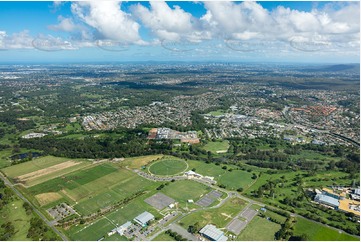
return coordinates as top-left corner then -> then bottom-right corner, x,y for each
122,154 -> 164,169
237,216 -> 281,241
293,217 -> 359,241
203,141 -> 229,154
2,156 -> 81,178
148,158 -> 188,176
16,160 -> 80,183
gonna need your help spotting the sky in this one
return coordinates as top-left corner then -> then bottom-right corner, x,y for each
0,1 -> 359,63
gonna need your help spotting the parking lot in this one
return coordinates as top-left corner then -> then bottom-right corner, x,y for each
196,190 -> 222,207
226,207 -> 258,235
227,218 -> 247,235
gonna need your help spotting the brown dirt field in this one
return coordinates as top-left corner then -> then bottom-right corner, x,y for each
124,155 -> 164,169
16,160 -> 80,183
35,192 -> 62,206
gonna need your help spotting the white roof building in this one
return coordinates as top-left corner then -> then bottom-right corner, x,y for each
134,211 -> 155,227
116,221 -> 132,235
199,224 -> 228,241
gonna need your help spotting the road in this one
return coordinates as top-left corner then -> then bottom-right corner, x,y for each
0,172 -> 68,241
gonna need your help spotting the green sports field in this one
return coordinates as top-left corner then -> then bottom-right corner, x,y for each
161,180 -> 213,206
293,217 -> 359,241
148,158 -> 188,176
68,193 -> 161,241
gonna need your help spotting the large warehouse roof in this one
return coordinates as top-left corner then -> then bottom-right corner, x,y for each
134,211 -> 154,225
200,224 -> 227,241
315,194 -> 340,207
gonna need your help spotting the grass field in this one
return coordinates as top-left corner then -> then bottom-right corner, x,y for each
1,200 -> 31,240
186,159 -> 255,190
179,197 -> 247,229
203,141 -> 229,154
2,156 -> 82,178
148,158 -> 188,176
186,159 -> 227,177
103,233 -> 128,241
27,163 -> 118,194
9,158 -> 158,215
237,216 -> 281,241
293,217 -> 359,241
208,110 -> 226,116
161,180 -> 212,206
217,170 -> 254,190
68,193 -> 161,241
153,232 -> 176,241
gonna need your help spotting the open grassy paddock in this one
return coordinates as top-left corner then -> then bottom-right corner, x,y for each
186,159 -> 255,190
203,140 -> 229,154
153,232 -> 176,241
293,217 -> 359,241
237,216 -> 281,241
122,154 -> 164,169
0,200 -> 31,241
179,197 -> 247,229
2,156 -> 87,178
148,158 -> 188,176
217,169 -> 254,190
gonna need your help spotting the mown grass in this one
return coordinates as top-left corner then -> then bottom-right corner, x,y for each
203,141 -> 229,153
293,217 -> 359,241
148,158 -> 188,176
179,197 -> 247,229
161,180 -> 212,206
237,216 -> 280,241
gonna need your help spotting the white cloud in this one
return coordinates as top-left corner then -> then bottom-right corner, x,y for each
131,1 -> 208,42
48,16 -> 78,32
71,1 -> 142,43
0,31 -> 34,49
201,1 -> 359,44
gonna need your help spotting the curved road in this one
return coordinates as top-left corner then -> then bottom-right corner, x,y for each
0,172 -> 68,241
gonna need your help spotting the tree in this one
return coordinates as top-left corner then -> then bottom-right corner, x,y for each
237,187 -> 243,192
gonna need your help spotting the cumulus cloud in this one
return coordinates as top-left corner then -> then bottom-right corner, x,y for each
132,1 -> 192,41
0,30 -> 34,49
48,16 -> 78,32
71,1 -> 142,43
201,1 -> 359,44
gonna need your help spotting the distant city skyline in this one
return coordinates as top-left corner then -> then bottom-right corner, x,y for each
0,1 -> 359,63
